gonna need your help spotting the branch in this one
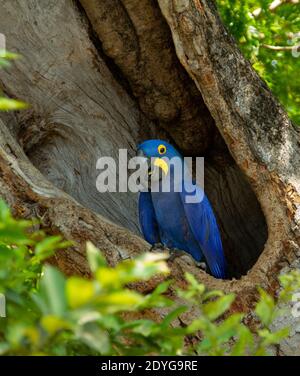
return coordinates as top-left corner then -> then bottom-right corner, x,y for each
269,0 -> 299,12
252,0 -> 298,16
262,43 -> 300,51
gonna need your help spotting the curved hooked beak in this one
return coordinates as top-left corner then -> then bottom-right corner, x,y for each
153,157 -> 169,176
136,149 -> 168,176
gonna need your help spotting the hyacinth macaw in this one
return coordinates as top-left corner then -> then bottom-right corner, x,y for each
137,139 -> 226,279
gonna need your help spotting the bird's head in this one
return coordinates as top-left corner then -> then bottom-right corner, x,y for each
137,139 -> 182,184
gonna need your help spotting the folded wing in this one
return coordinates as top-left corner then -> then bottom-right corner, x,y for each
180,183 -> 227,279
138,192 -> 160,245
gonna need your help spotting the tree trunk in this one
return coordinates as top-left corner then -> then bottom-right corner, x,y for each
0,0 -> 299,354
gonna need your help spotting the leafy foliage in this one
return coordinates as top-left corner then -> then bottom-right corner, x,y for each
217,0 -> 300,124
0,50 -> 28,111
0,201 -> 300,355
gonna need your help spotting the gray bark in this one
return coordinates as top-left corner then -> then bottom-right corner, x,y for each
78,0 -> 268,277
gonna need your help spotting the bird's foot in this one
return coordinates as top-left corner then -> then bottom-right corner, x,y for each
168,248 -> 187,262
195,261 -> 207,272
149,243 -> 167,252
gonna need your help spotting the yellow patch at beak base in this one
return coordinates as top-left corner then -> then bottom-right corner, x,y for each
153,158 -> 169,175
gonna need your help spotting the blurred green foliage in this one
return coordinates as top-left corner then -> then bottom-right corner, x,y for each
0,201 -> 300,355
0,50 -> 28,111
216,0 -> 300,124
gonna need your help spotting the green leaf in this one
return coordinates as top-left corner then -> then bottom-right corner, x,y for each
185,272 -> 205,294
255,287 -> 275,326
151,280 -> 171,295
231,325 -> 254,356
96,268 -> 121,288
130,320 -> 158,337
0,200 -> 11,221
97,290 -> 143,310
203,294 -> 235,321
118,252 -> 169,283
34,236 -> 71,261
0,58 -> 10,67
214,313 -> 244,344
203,290 -> 225,301
39,266 -> 67,315
76,322 -> 110,354
86,241 -> 107,273
258,327 -> 289,347
186,317 -> 208,334
66,277 -> 95,309
0,98 -> 28,111
41,315 -> 70,335
0,50 -> 21,69
0,50 -> 21,60
0,342 -> 10,355
161,306 -> 188,328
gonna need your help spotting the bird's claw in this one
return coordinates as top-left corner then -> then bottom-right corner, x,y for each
150,243 -> 166,252
195,261 -> 207,272
150,246 -> 205,270
168,248 -> 187,262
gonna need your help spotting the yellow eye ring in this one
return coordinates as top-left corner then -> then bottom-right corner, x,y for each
158,144 -> 166,155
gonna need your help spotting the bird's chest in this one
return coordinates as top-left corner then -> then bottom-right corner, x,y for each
151,191 -> 189,245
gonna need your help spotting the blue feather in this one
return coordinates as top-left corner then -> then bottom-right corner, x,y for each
180,183 -> 227,279
139,192 -> 160,245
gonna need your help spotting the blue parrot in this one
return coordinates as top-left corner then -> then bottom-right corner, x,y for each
137,139 -> 226,279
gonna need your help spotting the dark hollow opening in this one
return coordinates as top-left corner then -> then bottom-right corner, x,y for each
21,124 -> 268,280
203,149 -> 268,279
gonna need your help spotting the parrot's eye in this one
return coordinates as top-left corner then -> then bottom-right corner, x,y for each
158,144 -> 166,155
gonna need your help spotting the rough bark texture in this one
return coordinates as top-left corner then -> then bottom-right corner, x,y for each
0,0 -> 299,354
157,0 -> 300,351
78,0 -> 268,277
158,0 -> 300,285
79,0 -> 215,155
0,0 -> 162,234
0,0 -> 268,279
